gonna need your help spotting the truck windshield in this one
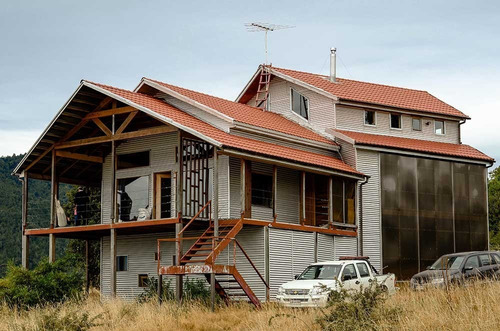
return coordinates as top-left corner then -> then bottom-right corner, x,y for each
429,255 -> 465,270
298,265 -> 342,280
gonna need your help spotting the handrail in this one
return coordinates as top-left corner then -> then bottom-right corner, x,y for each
233,239 -> 270,290
178,200 -> 211,236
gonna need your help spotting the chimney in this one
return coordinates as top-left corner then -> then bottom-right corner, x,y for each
330,47 -> 337,82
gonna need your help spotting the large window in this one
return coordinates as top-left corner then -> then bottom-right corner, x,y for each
251,173 -> 273,208
117,151 -> 150,170
390,114 -> 402,129
291,89 -> 309,119
117,176 -> 149,221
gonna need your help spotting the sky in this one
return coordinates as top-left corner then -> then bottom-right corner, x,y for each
1,0 -> 499,163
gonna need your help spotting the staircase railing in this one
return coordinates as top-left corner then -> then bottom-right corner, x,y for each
178,200 -> 212,236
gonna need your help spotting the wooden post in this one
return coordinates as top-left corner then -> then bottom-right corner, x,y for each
272,165 -> 277,222
110,229 -> 117,298
328,176 -> 333,228
50,149 -> 57,229
49,234 -> 56,263
211,147 -> 219,312
21,172 -> 29,269
110,114 -> 116,224
175,132 -> 183,303
300,171 -> 306,225
158,274 -> 163,304
85,239 -> 90,293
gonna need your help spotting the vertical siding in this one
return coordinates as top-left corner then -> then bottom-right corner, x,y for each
101,132 -> 177,224
268,228 -> 316,298
333,236 -> 358,259
229,157 -> 241,219
276,167 -> 301,224
251,162 -> 274,221
337,138 -> 357,168
356,149 -> 382,271
317,233 -> 335,262
336,106 -> 460,144
217,155 -> 230,219
251,77 -> 335,133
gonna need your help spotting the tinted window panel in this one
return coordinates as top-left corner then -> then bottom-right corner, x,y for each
117,151 -> 150,170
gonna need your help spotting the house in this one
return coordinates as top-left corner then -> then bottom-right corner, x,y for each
13,50 -> 494,306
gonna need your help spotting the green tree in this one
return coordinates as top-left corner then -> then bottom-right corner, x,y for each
489,166 -> 500,249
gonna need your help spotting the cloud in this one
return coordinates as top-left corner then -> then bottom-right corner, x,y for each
0,130 -> 40,157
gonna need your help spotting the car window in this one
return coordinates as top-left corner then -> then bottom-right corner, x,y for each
342,264 -> 358,280
479,254 -> 492,267
491,254 -> 500,264
356,262 -> 370,278
464,256 -> 480,269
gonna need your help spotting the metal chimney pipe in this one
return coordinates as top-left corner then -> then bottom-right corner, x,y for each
330,47 -> 337,82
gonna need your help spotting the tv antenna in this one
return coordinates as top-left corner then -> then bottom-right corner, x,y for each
245,22 -> 295,64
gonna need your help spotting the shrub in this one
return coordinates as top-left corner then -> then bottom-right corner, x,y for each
137,276 -> 174,303
137,276 -> 211,304
35,308 -> 102,331
183,278 -> 211,303
316,283 -> 400,331
0,254 -> 84,308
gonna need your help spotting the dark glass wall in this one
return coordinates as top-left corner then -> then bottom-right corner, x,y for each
381,153 -> 488,279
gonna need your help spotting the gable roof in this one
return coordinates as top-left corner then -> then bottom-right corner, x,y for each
333,129 -> 493,163
141,78 -> 335,145
261,66 -> 469,119
85,82 -> 361,176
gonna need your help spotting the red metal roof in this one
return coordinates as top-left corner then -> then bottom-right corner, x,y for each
86,81 -> 361,175
334,129 -> 493,162
271,67 -> 469,119
143,78 -> 335,145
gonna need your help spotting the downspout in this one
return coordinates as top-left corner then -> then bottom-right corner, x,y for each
458,119 -> 466,144
358,175 -> 370,256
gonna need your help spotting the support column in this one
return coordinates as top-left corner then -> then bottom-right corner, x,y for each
49,234 -> 56,263
211,147 -> 219,312
175,222 -> 183,302
50,149 -> 58,229
328,176 -> 333,228
110,228 -> 117,298
21,172 -> 29,269
272,165 -> 277,222
110,114 -> 116,224
240,159 -> 251,218
85,239 -> 90,293
300,171 -> 306,225
175,131 -> 183,303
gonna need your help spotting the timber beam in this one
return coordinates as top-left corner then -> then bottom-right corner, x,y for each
84,106 -> 136,120
55,150 -> 103,163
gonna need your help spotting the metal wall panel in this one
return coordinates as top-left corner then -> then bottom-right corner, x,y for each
356,150 -> 382,271
334,236 -> 358,259
229,157 -> 241,219
336,105 -> 460,144
276,167 -> 301,224
337,138 -> 356,168
317,233 -> 335,262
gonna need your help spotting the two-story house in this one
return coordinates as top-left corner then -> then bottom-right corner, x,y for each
13,51 -> 493,306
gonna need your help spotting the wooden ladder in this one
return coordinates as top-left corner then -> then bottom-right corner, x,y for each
255,66 -> 271,109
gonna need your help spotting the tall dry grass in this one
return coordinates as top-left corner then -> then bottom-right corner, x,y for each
1,281 -> 500,331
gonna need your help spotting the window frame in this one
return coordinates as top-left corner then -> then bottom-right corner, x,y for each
390,113 -> 402,130
464,255 -> 480,270
116,255 -> 128,272
341,264 -> 358,280
412,117 -> 422,131
117,175 -> 150,222
364,110 -> 376,127
117,150 -> 151,170
138,274 -> 149,287
434,120 -> 446,135
250,172 -> 273,208
356,262 -> 370,278
290,88 -> 309,120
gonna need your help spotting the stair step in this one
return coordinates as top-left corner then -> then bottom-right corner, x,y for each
181,259 -> 207,263
191,247 -> 213,251
184,253 -> 210,257
221,286 -> 243,290
215,279 -> 238,282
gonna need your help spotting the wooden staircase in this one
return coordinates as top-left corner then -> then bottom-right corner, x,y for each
158,215 -> 269,308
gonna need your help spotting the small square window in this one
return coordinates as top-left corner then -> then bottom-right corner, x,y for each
117,256 -> 128,271
138,274 -> 149,287
390,114 -> 401,129
291,89 -> 309,119
364,111 -> 376,126
412,118 -> 422,131
251,173 -> 273,208
435,120 -> 445,135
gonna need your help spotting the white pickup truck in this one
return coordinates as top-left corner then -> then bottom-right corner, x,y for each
276,258 -> 396,307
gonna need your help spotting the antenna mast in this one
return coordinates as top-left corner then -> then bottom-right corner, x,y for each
245,22 -> 294,64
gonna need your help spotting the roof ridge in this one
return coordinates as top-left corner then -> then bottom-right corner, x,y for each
335,129 -> 462,146
83,80 -> 152,97
271,66 -> 429,93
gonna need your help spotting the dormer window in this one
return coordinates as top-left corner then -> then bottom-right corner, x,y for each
364,110 -> 376,126
291,89 -> 309,120
435,120 -> 445,135
390,113 -> 402,129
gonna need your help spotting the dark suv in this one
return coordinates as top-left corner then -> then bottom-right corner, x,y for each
410,251 -> 500,290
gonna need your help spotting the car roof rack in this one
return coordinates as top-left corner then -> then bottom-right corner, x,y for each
339,256 -> 370,261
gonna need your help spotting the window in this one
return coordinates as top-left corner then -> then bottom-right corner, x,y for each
251,173 -> 273,207
298,265 -> 342,280
464,256 -> 480,269
435,120 -> 445,135
390,114 -> 401,129
266,93 -> 271,111
332,179 -> 344,223
345,181 -> 356,225
154,173 -> 171,219
491,254 -> 500,264
117,176 -> 149,221
364,111 -> 376,126
332,177 -> 356,224
412,118 -> 422,131
342,264 -> 358,280
291,89 -> 309,119
117,151 -> 150,170
138,274 -> 149,287
356,263 -> 370,278
479,254 -> 492,266
117,256 -> 128,271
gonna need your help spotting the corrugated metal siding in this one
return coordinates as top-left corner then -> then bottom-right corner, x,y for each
333,236 -> 357,259
337,138 -> 356,168
101,132 -> 177,224
251,162 -> 274,221
160,93 -> 232,132
217,155 -> 230,219
276,167 -> 300,224
230,129 -> 334,156
356,149 -> 382,271
257,77 -> 336,132
317,233 -> 335,262
229,157 -> 241,219
336,106 -> 460,144
268,228 -> 315,298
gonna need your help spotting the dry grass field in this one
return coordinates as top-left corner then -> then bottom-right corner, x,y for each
1,281 -> 500,331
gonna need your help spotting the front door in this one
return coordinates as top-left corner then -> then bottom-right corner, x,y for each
341,263 -> 361,291
154,173 -> 172,219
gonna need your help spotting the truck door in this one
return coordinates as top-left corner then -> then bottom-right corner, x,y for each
478,254 -> 495,279
462,255 -> 481,281
355,262 -> 372,289
341,264 -> 361,291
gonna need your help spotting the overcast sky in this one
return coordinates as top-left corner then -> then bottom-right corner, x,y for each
1,0 -> 499,164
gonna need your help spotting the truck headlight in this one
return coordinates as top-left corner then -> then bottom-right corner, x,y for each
310,286 -> 327,295
278,286 -> 285,295
431,277 -> 445,284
